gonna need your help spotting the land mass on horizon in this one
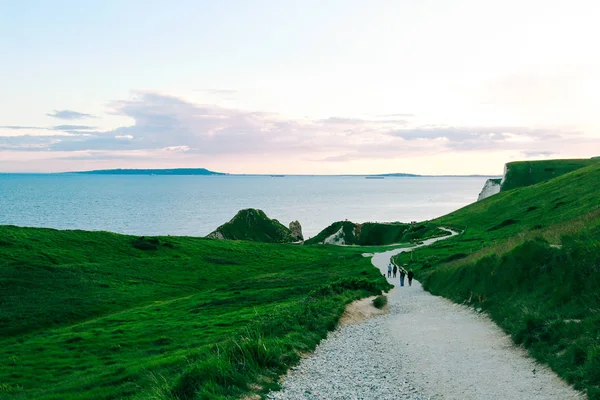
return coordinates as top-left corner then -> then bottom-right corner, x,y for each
70,168 -> 501,177
73,168 -> 227,176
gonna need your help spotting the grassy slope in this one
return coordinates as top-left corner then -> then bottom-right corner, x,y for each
501,158 -> 599,191
304,221 -> 448,245
393,162 -> 600,398
0,227 -> 390,399
207,209 -> 293,243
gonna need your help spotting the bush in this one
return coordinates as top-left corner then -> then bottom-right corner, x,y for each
132,236 -> 160,250
372,295 -> 387,309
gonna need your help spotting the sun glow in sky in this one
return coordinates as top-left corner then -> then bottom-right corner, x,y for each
1,0 -> 599,174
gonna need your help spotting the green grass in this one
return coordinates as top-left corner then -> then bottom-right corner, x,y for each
304,220 -> 448,245
393,161 -> 600,398
0,226 -> 391,399
501,158 -> 599,191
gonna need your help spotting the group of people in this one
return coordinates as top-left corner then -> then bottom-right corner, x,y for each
387,262 -> 414,287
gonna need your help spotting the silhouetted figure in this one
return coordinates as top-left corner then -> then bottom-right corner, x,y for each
408,270 -> 414,286
399,268 -> 406,287
392,264 -> 398,278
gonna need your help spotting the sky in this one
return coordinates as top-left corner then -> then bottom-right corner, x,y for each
1,0 -> 599,174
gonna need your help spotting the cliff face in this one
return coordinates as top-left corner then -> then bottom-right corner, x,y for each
206,209 -> 297,243
477,179 -> 501,201
477,158 -> 600,201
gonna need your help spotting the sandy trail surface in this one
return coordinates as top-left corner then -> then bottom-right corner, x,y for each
268,230 -> 583,399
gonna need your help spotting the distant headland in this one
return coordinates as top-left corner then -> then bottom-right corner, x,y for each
69,168 -> 499,177
73,168 -> 227,176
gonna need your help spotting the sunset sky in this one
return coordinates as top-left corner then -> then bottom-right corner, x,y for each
1,0 -> 599,174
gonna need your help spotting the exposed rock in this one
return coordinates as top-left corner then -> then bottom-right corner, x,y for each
477,178 -> 501,201
323,226 -> 346,245
205,231 -> 224,240
288,220 -> 304,241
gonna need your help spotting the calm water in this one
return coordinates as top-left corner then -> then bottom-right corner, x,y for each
0,175 -> 487,238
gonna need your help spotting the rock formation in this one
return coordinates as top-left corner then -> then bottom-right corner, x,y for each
477,178 -> 501,201
288,220 -> 303,241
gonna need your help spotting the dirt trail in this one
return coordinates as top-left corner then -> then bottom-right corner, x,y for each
269,229 -> 583,399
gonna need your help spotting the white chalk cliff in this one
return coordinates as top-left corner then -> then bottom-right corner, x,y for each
477,179 -> 501,201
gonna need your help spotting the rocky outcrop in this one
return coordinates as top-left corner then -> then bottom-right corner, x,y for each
206,209 -> 299,244
323,226 -> 346,245
205,230 -> 224,239
289,220 -> 304,241
477,178 -> 501,201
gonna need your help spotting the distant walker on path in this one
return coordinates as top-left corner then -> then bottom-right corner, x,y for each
408,269 -> 414,286
399,267 -> 406,287
392,264 -> 397,278
387,263 -> 392,278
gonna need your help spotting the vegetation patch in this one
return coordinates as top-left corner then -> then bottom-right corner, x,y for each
132,236 -> 161,250
305,221 -> 448,246
553,201 -> 568,209
372,295 -> 387,309
487,219 -> 519,232
500,158 -> 599,191
0,225 -> 391,399
206,209 -> 297,243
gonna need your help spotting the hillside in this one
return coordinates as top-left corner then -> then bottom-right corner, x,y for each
304,220 -> 449,245
206,208 -> 302,243
0,226 -> 389,399
393,161 -> 600,398
500,158 -> 598,191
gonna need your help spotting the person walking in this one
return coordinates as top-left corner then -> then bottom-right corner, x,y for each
392,264 -> 398,278
408,269 -> 414,287
399,267 -> 406,287
387,263 -> 392,278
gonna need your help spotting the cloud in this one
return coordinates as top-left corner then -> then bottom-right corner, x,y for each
46,110 -> 95,120
377,113 -> 415,118
198,89 -> 238,95
0,134 -> 64,150
164,145 -> 191,152
4,91 -> 597,169
522,151 -> 557,157
53,125 -> 96,131
1,125 -> 48,130
389,126 -> 578,151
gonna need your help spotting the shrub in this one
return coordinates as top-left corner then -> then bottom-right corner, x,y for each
132,236 -> 160,250
372,295 -> 387,309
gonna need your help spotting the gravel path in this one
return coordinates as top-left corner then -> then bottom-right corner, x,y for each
268,232 -> 583,400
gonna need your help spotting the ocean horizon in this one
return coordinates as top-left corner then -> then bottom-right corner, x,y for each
0,174 -> 489,238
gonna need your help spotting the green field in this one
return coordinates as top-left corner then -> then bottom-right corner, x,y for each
393,161 -> 600,398
0,228 -> 390,399
500,158 -> 599,191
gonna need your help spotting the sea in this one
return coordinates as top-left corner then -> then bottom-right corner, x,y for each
0,174 -> 488,239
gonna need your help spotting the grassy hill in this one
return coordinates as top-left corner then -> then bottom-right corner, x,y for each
393,161 -> 600,398
206,208 -> 296,243
304,221 -> 448,245
500,158 -> 599,191
0,227 -> 390,399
